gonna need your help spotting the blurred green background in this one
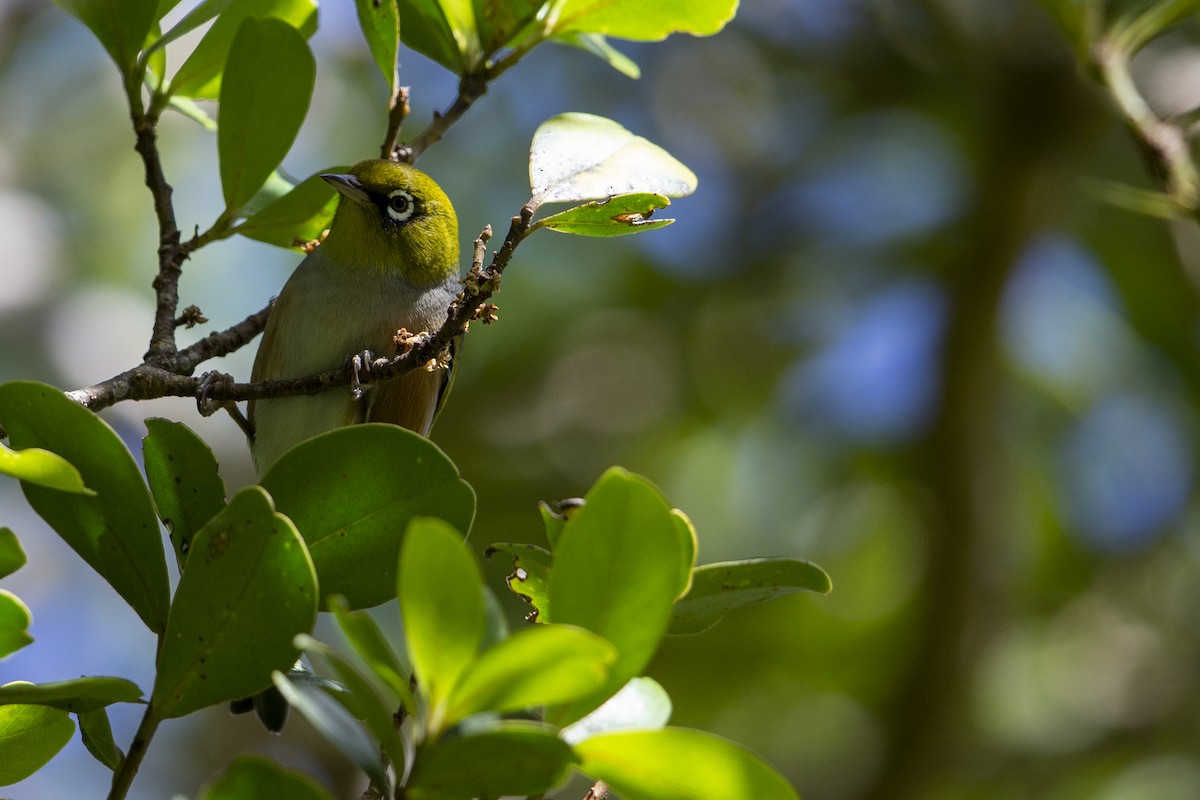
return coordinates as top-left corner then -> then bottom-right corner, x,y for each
4,0 -> 1200,798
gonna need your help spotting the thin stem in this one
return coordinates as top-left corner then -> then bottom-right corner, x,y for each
107,703 -> 161,800
381,85 -> 411,161
401,73 -> 489,162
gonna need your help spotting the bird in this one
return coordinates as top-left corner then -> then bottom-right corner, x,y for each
248,159 -> 461,475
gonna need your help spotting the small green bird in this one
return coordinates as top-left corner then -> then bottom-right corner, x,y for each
249,159 -> 460,474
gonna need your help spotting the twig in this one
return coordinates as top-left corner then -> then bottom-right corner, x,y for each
381,85 -> 411,161
106,703 -> 161,800
399,74 -> 489,163
583,781 -> 610,800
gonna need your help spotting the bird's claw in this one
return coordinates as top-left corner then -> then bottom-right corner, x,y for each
196,371 -> 234,417
351,350 -> 375,401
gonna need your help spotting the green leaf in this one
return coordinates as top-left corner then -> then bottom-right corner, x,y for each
153,486 -> 317,718
0,442 -> 92,495
170,0 -> 318,98
0,528 -> 26,579
551,0 -> 738,40
539,499 -> 568,547
576,727 -> 799,800
295,634 -> 406,771
669,509 -> 697,599
154,0 -> 236,53
407,720 -> 579,799
529,113 -> 697,204
486,542 -> 552,621
0,590 -> 33,659
0,677 -> 143,713
328,596 -> 414,706
218,17 -> 316,214
236,168 -> 344,250
536,192 -> 675,237
554,31 -> 641,78
167,95 -> 218,131
0,382 -> 170,633
198,755 -> 336,800
545,468 -> 686,724
0,704 -> 75,786
260,424 -> 475,610
396,0 -> 465,72
51,0 -> 159,74
668,557 -> 832,636
435,0 -> 482,69
472,0 -> 541,53
355,0 -> 400,89
142,418 -> 226,571
273,672 -> 389,790
443,625 -> 616,727
561,676 -> 672,745
77,708 -> 123,771
399,517 -> 485,731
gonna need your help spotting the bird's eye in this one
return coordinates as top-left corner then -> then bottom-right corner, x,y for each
385,189 -> 415,223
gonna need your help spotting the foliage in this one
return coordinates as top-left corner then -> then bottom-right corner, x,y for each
0,0 -> 843,797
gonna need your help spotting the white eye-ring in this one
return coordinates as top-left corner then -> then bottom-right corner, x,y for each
385,189 -> 415,222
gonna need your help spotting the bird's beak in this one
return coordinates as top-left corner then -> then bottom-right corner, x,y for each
320,173 -> 372,207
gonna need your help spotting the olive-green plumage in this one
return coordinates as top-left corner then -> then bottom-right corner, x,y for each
249,159 -> 460,474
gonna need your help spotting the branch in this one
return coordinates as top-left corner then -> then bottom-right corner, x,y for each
380,85 -> 411,161
67,205 -> 536,411
398,73 -> 489,163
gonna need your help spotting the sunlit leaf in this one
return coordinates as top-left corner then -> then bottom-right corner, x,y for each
576,727 -> 799,800
486,542 -> 552,621
355,0 -> 400,89
153,486 -> 317,718
399,517 -> 484,731
237,168 -> 344,250
143,418 -> 226,570
51,0 -> 159,74
0,528 -> 26,579
0,590 -> 32,659
396,0 -> 464,72
472,0 -> 540,53
561,676 -> 672,745
668,558 -> 831,636
170,0 -> 317,98
0,677 -> 143,713
0,704 -> 74,786
0,382 -> 170,633
443,625 -> 616,726
536,193 -> 675,236
554,31 -> 640,78
407,720 -> 578,799
260,425 -> 475,610
198,755 -> 336,800
529,113 -> 696,204
0,442 -> 92,494
218,17 -> 315,214
328,596 -> 414,706
551,0 -> 738,41
545,468 -> 685,724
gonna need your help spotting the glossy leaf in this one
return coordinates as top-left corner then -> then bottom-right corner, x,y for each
0,528 -> 26,579
399,517 -> 484,729
198,755 -> 336,800
143,418 -> 226,570
407,720 -> 578,799
529,113 -> 697,204
51,0 -> 158,74
0,442 -> 92,495
537,193 -> 675,236
355,0 -> 400,89
273,672 -> 389,790
218,17 -> 315,214
443,624 -> 616,726
668,557 -> 832,636
396,0 -> 463,72
487,542 -> 552,621
472,0 -> 541,52
0,382 -> 170,633
546,468 -> 685,723
0,590 -> 32,659
555,32 -> 641,78
329,596 -> 413,705
170,0 -> 318,98
0,705 -> 74,785
551,0 -> 738,40
575,727 -> 800,800
153,0 -> 236,52
260,424 -> 475,610
561,677 -> 672,745
669,509 -> 698,599
0,677 -> 143,713
153,486 -> 317,718
236,168 -> 343,250
77,708 -> 122,771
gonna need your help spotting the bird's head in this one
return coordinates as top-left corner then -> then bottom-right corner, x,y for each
319,159 -> 459,285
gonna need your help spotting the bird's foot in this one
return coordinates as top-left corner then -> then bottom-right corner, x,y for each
351,350 -> 375,401
196,371 -> 235,417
